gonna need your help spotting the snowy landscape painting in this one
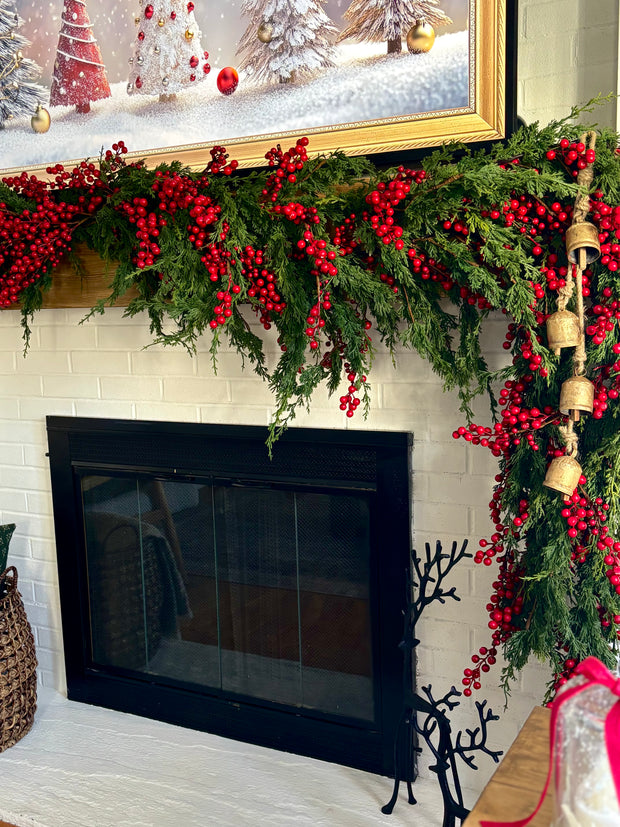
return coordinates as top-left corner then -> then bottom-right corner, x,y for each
0,0 -> 510,172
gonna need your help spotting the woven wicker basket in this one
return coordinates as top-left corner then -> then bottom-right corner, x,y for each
0,567 -> 37,752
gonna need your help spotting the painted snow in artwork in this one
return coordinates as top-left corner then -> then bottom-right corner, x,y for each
1,0 -> 469,171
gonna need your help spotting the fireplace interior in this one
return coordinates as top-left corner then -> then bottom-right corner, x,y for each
46,417 -> 412,776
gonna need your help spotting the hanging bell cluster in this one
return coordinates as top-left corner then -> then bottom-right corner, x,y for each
543,219 -> 600,497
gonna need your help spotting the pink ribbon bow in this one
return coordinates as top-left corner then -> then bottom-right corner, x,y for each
480,656 -> 620,827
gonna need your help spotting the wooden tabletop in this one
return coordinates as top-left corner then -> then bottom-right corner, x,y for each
465,705 -> 553,826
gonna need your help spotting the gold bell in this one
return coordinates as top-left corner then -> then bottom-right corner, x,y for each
543,454 -> 582,497
559,375 -> 595,415
565,222 -> 601,266
546,309 -> 581,355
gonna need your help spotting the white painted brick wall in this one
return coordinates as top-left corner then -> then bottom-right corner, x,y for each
0,303 -> 549,799
0,0 -> 617,802
518,0 -> 618,129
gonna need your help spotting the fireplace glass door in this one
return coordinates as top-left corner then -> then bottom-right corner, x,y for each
81,473 -> 375,723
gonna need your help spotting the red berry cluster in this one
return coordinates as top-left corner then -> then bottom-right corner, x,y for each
206,145 -> 238,176
262,138 -> 309,202
592,195 -> 620,273
0,144 -> 130,306
117,197 -> 166,270
462,646 -> 497,697
149,164 -> 242,301
552,656 -> 579,693
103,141 -> 130,165
503,323 -> 548,376
363,168 -> 420,248
152,168 -> 209,216
338,365 -> 366,417
209,286 -> 240,329
546,138 -> 596,176
560,486 -> 609,559
201,240 -> 233,285
274,200 -> 316,225
298,234 -> 338,279
332,214 -> 358,256
378,271 -> 399,295
585,297 -> 620,345
239,245 -> 285,330
482,192 -> 591,306
462,554 -> 524,697
453,376 -> 555,459
406,244 -> 493,311
305,288 -> 331,350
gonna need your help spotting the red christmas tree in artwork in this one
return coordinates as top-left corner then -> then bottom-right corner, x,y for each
50,0 -> 110,113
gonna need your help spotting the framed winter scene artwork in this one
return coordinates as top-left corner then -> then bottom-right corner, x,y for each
1,0 -> 516,174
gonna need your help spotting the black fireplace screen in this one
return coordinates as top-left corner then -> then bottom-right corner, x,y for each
82,475 -> 374,721
47,418 -> 411,775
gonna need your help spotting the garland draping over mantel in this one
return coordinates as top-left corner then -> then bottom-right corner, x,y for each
2,103 -> 620,699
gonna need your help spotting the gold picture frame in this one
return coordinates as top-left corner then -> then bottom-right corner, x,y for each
6,0 -> 514,176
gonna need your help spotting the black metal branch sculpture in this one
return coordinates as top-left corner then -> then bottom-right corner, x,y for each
382,540 -> 502,827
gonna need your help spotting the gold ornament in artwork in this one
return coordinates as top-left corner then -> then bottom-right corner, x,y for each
406,21 -> 435,53
257,21 -> 273,43
30,104 -> 51,134
134,16 -> 140,24
185,28 -> 194,40
158,18 -> 165,27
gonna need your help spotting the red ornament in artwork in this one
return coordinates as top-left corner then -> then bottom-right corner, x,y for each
138,30 -> 145,40
216,66 -> 238,96
187,2 -> 195,10
50,0 -> 111,113
170,11 -> 176,19
145,4 -> 154,19
135,76 -> 142,88
190,74 -> 196,81
203,63 -> 210,74
189,55 -> 198,68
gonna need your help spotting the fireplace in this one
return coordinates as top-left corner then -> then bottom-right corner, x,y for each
46,417 -> 412,776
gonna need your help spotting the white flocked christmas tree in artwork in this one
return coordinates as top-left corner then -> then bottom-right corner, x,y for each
237,0 -> 337,85
338,0 -> 452,54
127,0 -> 211,101
0,0 -> 45,128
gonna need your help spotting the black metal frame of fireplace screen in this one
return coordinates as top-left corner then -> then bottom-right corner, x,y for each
46,417 -> 412,776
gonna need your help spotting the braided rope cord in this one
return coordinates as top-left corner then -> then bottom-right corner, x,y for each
561,131 -> 597,456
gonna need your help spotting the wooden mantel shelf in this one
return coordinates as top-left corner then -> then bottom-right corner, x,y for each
32,246 -> 135,309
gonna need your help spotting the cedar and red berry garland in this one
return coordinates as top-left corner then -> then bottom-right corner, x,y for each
3,104 -> 620,699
